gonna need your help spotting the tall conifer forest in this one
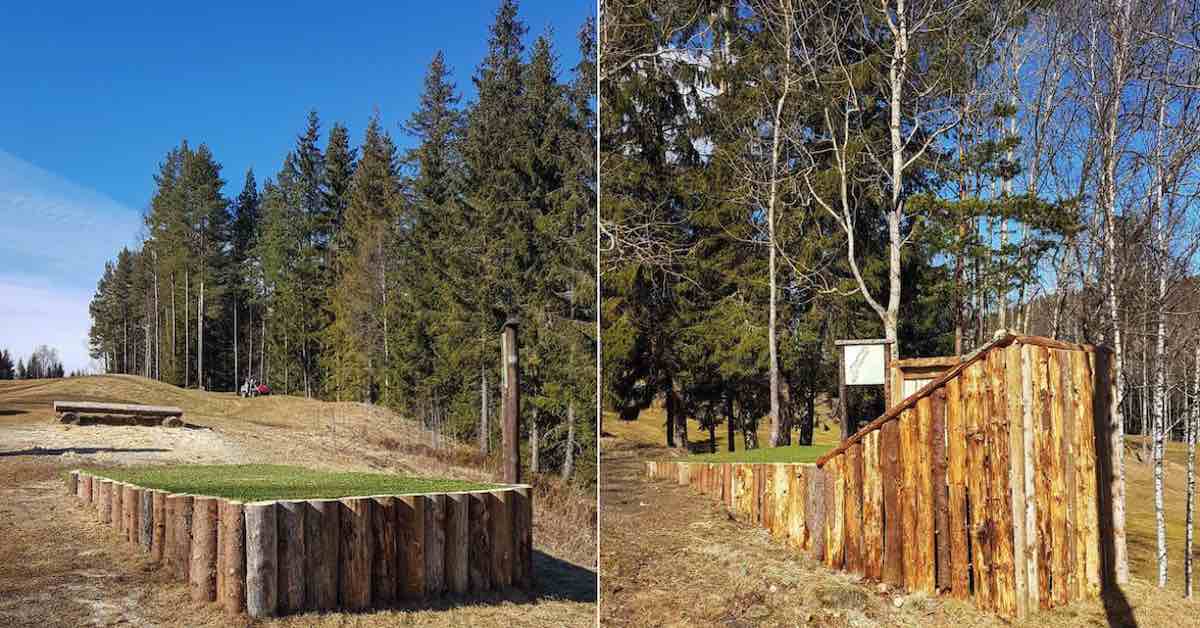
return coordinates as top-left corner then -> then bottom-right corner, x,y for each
87,2 -> 597,482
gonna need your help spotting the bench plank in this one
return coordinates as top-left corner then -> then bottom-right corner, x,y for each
54,401 -> 184,417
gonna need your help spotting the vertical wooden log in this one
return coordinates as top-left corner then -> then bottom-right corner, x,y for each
170,495 -> 194,583
189,497 -> 218,601
845,444 -> 864,575
371,497 -> 398,607
862,432 -> 884,581
446,493 -> 471,594
1033,346 -> 1054,608
774,465 -> 790,540
789,465 -> 809,551
1073,350 -> 1102,597
490,491 -> 513,589
219,500 -> 246,615
303,500 -> 339,610
988,348 -> 1017,617
399,495 -> 427,599
751,464 -> 763,525
338,498 -> 373,610
81,474 -> 93,506
899,408 -> 919,591
881,419 -> 904,587
945,376 -> 971,598
124,485 -> 138,544
807,466 -> 827,561
425,494 -> 447,597
151,491 -> 166,561
1021,344 -> 1042,611
467,492 -> 491,593
1006,344 -> 1030,618
965,363 -> 994,609
916,397 -> 936,593
512,487 -> 534,591
277,501 -> 306,613
1047,350 -> 1069,607
825,456 -> 844,569
97,480 -> 112,524
1062,350 -> 1084,601
140,489 -> 153,551
931,388 -> 952,592
245,502 -> 278,619
110,482 -> 123,534
68,470 -> 79,497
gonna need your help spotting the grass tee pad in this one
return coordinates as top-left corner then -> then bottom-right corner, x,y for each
66,464 -> 534,618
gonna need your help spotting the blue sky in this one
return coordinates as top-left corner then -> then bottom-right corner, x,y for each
0,0 -> 592,372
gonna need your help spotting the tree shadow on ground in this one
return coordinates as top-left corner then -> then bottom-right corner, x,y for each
0,409 -> 28,416
0,446 -> 171,457
1100,583 -> 1137,628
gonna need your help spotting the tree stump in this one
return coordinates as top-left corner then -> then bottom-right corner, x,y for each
189,497 -> 219,601
219,500 -> 246,615
244,502 -> 277,619
277,500 -> 306,613
338,498 -> 373,610
304,500 -> 339,611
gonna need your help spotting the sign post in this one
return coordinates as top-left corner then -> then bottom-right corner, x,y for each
834,338 -> 893,441
501,318 -> 521,484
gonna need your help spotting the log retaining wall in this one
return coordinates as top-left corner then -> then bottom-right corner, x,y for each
66,471 -> 533,618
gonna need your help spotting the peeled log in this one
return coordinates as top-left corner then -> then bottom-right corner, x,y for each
68,471 -> 78,496
512,487 -> 534,591
244,502 -> 278,619
170,495 -> 194,581
140,489 -> 153,550
82,474 -> 93,506
399,495 -> 426,600
424,494 -> 446,597
445,494 -> 470,595
124,486 -> 138,544
276,500 -> 306,613
219,500 -> 246,615
303,500 -> 339,611
110,483 -> 123,534
151,491 -> 166,561
338,498 -> 373,610
189,497 -> 219,601
371,497 -> 399,606
97,480 -> 112,524
489,491 -> 513,589
468,492 -> 492,592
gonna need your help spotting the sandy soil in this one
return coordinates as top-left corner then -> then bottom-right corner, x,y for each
598,435 -> 1200,628
0,377 -> 596,627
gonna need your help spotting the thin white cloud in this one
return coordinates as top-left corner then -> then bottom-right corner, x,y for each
0,149 -> 142,372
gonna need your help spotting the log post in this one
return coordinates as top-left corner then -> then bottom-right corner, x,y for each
110,482 -> 123,534
171,495 -> 194,582
303,500 -> 339,611
277,500 -> 306,613
338,498 -> 373,610
97,480 -> 112,524
140,489 -> 154,551
501,318 -> 521,484
399,495 -> 427,600
124,485 -> 139,544
82,474 -> 93,506
151,491 -> 167,561
189,496 -> 219,601
490,490 -> 513,589
425,494 -> 446,597
68,470 -> 79,496
446,493 -> 470,594
512,487 -> 534,591
244,502 -> 278,619
219,500 -> 246,615
371,496 -> 399,606
468,492 -> 491,592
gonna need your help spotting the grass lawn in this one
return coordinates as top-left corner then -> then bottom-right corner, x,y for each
683,443 -> 833,464
78,464 -> 500,502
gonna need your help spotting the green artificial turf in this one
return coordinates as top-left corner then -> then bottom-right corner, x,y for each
682,443 -> 833,464
77,464 -> 500,502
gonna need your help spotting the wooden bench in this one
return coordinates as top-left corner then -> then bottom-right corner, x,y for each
54,401 -> 185,427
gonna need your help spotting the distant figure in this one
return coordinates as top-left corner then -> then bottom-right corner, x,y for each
240,377 -> 269,398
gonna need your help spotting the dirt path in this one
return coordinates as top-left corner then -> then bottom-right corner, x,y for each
598,436 -> 1182,628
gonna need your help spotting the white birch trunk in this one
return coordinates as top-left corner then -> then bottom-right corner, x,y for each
1187,343 -> 1198,597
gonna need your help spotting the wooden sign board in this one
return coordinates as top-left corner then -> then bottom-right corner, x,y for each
843,344 -> 887,386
